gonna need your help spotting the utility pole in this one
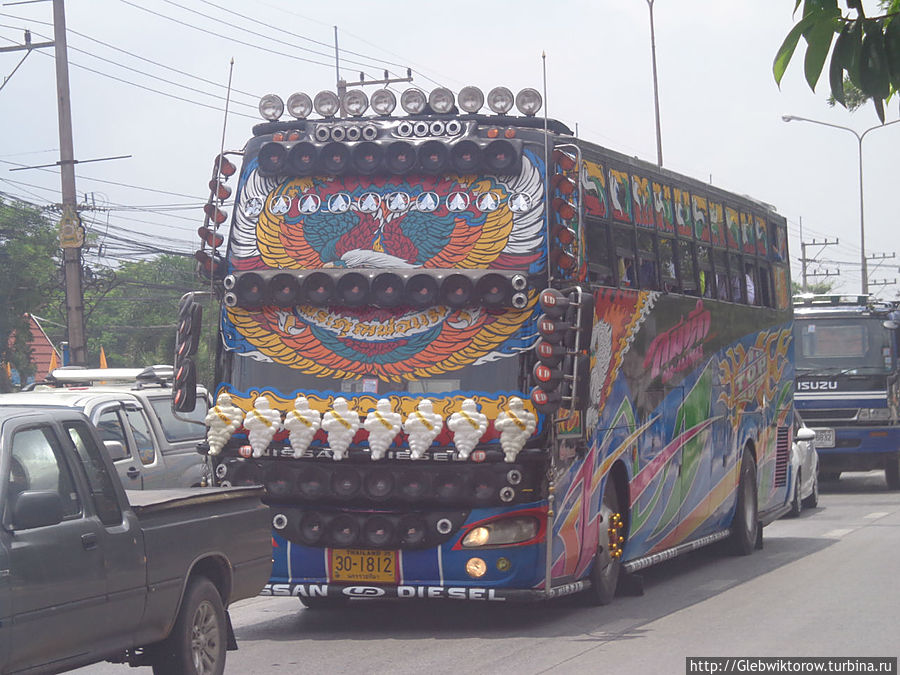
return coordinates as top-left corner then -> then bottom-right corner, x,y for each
799,238 -> 838,292
52,0 -> 87,366
867,252 -> 897,293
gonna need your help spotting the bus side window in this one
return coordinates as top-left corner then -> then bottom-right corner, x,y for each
659,238 -> 678,292
613,227 -> 636,288
636,230 -> 659,290
677,240 -> 698,295
585,219 -> 613,286
715,267 -> 730,301
744,263 -> 758,305
729,254 -> 744,303
758,263 -> 773,307
698,246 -> 714,298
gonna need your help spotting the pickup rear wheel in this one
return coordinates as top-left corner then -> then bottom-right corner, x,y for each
152,577 -> 227,675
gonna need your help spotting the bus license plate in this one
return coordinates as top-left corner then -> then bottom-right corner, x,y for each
329,548 -> 398,584
814,428 -> 835,449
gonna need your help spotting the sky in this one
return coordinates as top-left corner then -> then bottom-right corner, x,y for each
1,0 -> 898,296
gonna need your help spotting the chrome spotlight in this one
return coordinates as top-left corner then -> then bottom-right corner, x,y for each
486,86 -> 514,114
313,90 -> 340,118
286,92 -> 312,119
400,88 -> 427,114
343,89 -> 369,117
259,94 -> 284,121
371,88 -> 397,115
428,87 -> 455,114
458,86 -> 484,113
515,88 -> 543,116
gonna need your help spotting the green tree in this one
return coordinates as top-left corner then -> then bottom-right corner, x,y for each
0,198 -> 62,392
792,279 -> 837,295
83,254 -> 216,387
775,0 -> 900,122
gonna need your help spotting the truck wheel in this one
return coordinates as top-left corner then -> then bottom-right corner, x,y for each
885,454 -> 900,491
728,449 -> 758,556
152,577 -> 227,675
584,477 -> 624,605
787,470 -> 802,517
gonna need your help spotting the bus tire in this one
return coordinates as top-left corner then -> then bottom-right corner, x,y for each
885,454 -> 900,490
151,577 -> 227,675
585,477 -> 624,606
299,595 -> 349,610
728,449 -> 758,556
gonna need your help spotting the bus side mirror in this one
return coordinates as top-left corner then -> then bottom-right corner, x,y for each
173,296 -> 202,413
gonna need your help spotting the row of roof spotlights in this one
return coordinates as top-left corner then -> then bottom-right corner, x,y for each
258,86 -> 543,122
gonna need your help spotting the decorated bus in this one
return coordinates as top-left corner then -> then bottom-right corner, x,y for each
175,83 -> 795,605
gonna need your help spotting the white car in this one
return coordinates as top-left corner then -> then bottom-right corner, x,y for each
787,415 -> 819,517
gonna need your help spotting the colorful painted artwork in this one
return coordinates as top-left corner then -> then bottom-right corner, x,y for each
548,292 -> 793,576
673,188 -> 693,237
608,168 -> 632,223
755,215 -> 768,256
582,160 -> 608,218
708,202 -> 726,247
692,195 -> 710,242
631,174 -> 654,227
223,150 -> 547,385
225,296 -> 539,383
230,150 -> 546,274
725,206 -> 741,250
652,182 -> 675,233
740,212 -> 756,254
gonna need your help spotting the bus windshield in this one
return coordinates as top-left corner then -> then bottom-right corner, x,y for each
794,317 -> 895,374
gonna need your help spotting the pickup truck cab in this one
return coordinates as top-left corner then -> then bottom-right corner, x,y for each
0,406 -> 271,674
0,366 -> 211,490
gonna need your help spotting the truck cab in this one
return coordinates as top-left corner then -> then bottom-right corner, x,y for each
0,365 -> 211,489
793,294 -> 900,489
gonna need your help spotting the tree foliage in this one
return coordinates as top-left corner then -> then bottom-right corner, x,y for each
0,199 -> 62,391
82,254 -> 217,387
775,0 -> 900,122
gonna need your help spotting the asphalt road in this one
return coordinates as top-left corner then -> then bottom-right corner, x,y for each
77,470 -> 900,674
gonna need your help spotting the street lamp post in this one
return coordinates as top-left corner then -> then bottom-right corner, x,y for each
646,0 -> 663,168
782,114 -> 900,295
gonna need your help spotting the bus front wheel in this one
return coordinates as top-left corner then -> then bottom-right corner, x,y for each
585,478 -> 624,605
728,449 -> 758,556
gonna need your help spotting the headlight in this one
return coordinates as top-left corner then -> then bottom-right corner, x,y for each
258,94 -> 284,121
461,516 -> 538,547
859,408 -> 891,421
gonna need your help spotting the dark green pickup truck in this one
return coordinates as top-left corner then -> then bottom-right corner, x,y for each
0,406 -> 272,675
